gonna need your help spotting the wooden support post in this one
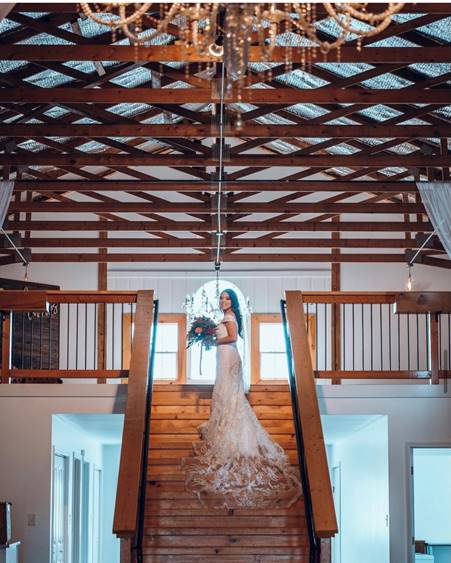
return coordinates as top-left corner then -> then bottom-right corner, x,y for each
331,229 -> 341,384
1,313 -> 11,383
441,138 -> 450,181
430,313 -> 440,385
97,232 -> 107,383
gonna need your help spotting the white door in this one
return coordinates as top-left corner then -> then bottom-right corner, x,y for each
52,453 -> 69,563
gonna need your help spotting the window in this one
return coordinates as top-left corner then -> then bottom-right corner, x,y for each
122,313 -> 186,383
251,313 -> 316,384
154,316 -> 186,382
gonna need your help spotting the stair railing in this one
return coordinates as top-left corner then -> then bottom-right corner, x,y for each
135,298 -> 158,563
113,291 -> 159,561
281,291 -> 338,562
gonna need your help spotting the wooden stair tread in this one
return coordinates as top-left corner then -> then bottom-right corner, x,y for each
144,555 -> 308,563
142,547 -> 308,555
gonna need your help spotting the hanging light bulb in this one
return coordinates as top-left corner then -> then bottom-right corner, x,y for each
406,265 -> 413,292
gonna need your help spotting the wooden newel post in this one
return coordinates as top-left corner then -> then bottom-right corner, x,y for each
430,313 -> 440,385
1,312 -> 12,384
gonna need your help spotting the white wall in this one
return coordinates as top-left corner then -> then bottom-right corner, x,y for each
341,262 -> 451,292
0,385 -> 125,563
108,269 -> 330,313
0,262 -> 98,290
413,448 -> 451,544
330,416 -> 389,563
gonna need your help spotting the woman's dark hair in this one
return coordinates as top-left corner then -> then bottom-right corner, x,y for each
221,288 -> 243,337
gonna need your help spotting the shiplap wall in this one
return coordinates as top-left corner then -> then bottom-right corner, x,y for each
108,269 -> 331,313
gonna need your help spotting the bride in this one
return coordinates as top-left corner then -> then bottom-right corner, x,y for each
182,288 -> 302,509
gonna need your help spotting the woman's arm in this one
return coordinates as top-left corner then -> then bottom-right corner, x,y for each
216,320 -> 238,345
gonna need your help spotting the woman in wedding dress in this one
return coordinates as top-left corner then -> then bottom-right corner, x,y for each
182,289 -> 302,509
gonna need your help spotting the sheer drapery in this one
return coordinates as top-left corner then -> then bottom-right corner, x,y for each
0,181 -> 14,229
417,182 -> 451,259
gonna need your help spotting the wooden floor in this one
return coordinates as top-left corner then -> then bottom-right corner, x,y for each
144,384 -> 309,562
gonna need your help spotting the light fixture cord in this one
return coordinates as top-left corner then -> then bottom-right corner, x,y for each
0,227 -> 29,266
215,60 -> 226,269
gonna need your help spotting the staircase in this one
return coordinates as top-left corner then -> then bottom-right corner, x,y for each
143,384 -> 309,562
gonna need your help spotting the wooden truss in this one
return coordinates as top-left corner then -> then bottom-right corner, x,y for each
0,2 -> 450,267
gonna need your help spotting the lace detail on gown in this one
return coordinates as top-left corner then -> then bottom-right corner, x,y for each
182,313 -> 302,509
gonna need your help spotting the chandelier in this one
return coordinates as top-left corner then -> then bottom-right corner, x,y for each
183,282 -> 252,323
80,3 -> 405,80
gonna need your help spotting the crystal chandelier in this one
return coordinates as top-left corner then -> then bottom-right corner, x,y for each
80,3 -> 406,77
183,282 -> 252,323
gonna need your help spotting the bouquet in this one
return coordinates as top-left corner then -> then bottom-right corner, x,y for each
186,316 -> 217,351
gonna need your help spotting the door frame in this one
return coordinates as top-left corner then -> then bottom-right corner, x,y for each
91,466 -> 102,563
331,463 -> 342,563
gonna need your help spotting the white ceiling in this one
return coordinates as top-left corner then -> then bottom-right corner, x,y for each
59,413 -> 124,445
322,414 -> 384,445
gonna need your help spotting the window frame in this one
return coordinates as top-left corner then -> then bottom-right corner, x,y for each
251,313 -> 316,384
122,312 -> 187,384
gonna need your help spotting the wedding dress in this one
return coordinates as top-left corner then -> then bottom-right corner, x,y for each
182,312 -> 302,509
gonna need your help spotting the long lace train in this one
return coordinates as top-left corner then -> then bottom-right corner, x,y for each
182,314 -> 302,509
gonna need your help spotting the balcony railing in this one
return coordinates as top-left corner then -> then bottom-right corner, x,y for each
286,291 -> 451,383
0,290 -> 145,382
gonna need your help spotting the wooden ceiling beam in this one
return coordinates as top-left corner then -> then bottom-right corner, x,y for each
2,153 -> 450,167
10,4 -> 451,15
4,220 -> 432,233
1,45 -> 451,63
2,87 -> 450,105
13,180 -> 419,193
7,201 -> 425,214
26,252 -> 442,265
3,123 -> 451,139
21,237 -> 440,250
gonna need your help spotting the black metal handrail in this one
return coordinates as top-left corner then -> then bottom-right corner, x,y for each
281,299 -> 321,563
134,299 -> 159,563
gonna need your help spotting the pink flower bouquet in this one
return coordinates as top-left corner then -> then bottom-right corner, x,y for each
186,316 -> 217,350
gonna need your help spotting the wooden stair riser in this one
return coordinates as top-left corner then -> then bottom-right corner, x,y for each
151,404 -> 294,419
144,515 -> 306,528
148,449 -> 299,465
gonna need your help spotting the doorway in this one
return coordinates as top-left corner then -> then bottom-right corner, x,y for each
411,447 -> 451,563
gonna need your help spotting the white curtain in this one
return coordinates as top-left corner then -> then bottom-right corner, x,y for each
0,181 -> 14,229
417,182 -> 451,259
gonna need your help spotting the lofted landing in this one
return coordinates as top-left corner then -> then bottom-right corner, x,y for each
144,384 -> 309,562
